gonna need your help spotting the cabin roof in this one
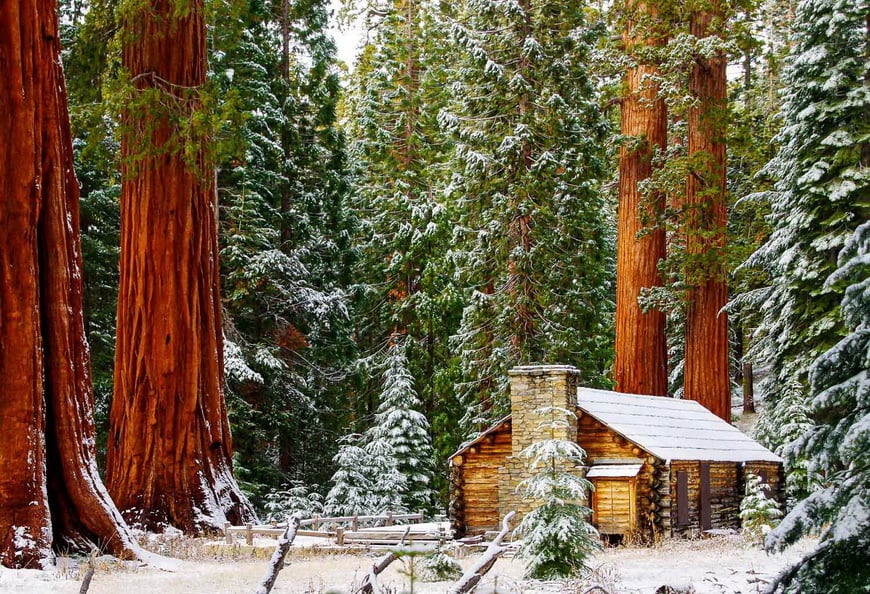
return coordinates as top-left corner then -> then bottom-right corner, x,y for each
577,387 -> 782,463
587,463 -> 643,478
449,388 -> 782,464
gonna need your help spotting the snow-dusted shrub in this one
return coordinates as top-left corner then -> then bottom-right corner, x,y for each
263,481 -> 323,522
514,407 -> 600,579
739,473 -> 782,544
415,549 -> 463,582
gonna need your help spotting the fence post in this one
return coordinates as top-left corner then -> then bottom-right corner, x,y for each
224,521 -> 233,544
386,511 -> 393,526
352,514 -> 358,532
336,527 -> 345,546
313,513 -> 320,532
245,522 -> 253,546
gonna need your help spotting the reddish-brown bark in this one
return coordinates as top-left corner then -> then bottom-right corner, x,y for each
614,0 -> 668,396
684,5 -> 730,421
0,0 -> 137,568
105,0 -> 255,532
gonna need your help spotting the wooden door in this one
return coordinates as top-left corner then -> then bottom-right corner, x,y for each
592,478 -> 636,535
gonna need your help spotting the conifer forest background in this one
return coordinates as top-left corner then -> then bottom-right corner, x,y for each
1,0 -> 867,587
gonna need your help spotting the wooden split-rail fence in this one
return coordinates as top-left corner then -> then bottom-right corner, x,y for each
223,512 -> 449,546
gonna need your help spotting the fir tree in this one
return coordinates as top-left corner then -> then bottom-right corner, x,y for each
514,407 -> 600,579
754,379 -> 813,499
444,0 -> 614,423
766,220 -> 870,593
324,435 -> 375,516
212,0 -> 355,501
345,0 -> 463,503
739,0 -> 869,464
739,473 -> 782,544
366,337 -> 436,512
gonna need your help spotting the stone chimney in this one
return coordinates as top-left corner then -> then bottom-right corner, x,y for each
498,365 -> 582,521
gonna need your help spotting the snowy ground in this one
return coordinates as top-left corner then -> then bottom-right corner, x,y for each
0,531 -> 815,594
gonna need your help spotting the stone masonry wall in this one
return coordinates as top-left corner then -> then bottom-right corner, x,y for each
498,365 -> 584,522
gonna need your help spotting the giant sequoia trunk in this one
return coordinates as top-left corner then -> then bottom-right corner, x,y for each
683,5 -> 730,421
614,0 -> 668,396
0,0 -> 138,568
106,0 -> 256,532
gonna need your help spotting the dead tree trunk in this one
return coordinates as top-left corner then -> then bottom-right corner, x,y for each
105,0 -> 256,532
448,511 -> 515,594
683,3 -> 730,422
255,516 -> 300,594
742,362 -> 755,414
0,0 -> 138,568
614,0 -> 668,396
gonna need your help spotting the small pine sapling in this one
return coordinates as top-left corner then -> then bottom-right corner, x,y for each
514,406 -> 600,579
324,435 -> 375,516
416,547 -> 463,582
739,473 -> 782,544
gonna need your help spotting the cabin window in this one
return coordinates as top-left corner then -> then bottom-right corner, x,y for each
676,471 -> 689,526
700,463 -> 712,530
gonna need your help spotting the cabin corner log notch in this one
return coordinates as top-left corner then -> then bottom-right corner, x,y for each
448,365 -> 785,543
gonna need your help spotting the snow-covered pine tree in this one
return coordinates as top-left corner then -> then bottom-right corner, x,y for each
514,407 -> 600,579
344,0 -> 464,500
324,435 -> 375,516
444,0 -> 614,425
753,378 -> 813,499
365,336 -> 436,512
738,0 -> 869,469
766,219 -> 870,593
739,472 -> 783,544
363,436 -> 408,514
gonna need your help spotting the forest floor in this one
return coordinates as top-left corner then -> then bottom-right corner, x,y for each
0,529 -> 816,594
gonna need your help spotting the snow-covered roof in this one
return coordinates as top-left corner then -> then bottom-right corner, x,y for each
576,387 -> 782,463
587,464 -> 643,478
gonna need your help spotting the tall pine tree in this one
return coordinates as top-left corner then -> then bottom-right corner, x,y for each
444,0 -> 614,424
740,0 -> 868,477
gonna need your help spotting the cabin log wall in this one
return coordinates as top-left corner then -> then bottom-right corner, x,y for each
450,425 -> 512,534
744,461 -> 786,509
577,412 -> 658,540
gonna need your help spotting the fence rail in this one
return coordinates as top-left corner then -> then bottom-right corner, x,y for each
223,512 -> 426,545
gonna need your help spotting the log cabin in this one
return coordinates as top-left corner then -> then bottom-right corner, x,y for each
448,365 -> 784,541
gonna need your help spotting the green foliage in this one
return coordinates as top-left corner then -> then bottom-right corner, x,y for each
444,0 -> 615,424
739,472 -> 782,544
737,0 -> 868,462
212,0 -> 355,504
766,221 -> 870,592
514,407 -> 600,579
343,0 -> 462,507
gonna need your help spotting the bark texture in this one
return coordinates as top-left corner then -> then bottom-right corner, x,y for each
0,0 -> 137,568
684,6 -> 730,421
106,0 -> 256,532
614,0 -> 668,396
